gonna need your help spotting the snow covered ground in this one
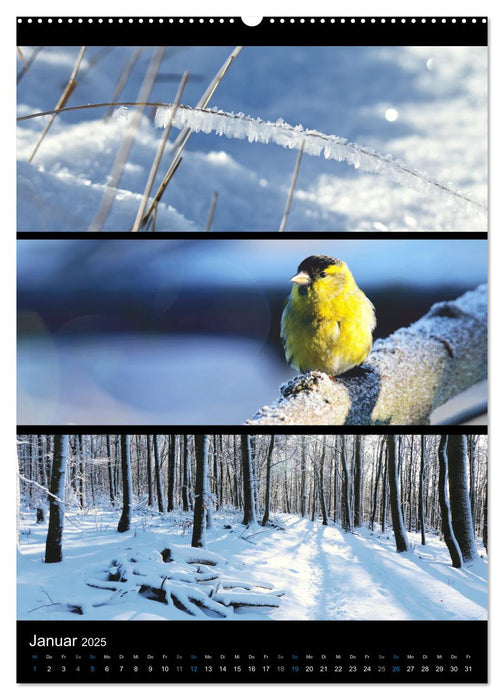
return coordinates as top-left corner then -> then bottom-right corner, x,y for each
16,45 -> 487,232
17,507 -> 487,622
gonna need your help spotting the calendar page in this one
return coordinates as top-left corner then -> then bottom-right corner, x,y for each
16,15 -> 488,684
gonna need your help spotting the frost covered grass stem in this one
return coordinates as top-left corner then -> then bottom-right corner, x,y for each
142,46 -> 243,228
170,46 -> 244,155
28,46 -> 87,163
155,105 -> 487,218
132,70 -> 189,232
17,102 -> 171,121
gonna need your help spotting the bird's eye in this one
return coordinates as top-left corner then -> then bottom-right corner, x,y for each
320,271 -> 327,278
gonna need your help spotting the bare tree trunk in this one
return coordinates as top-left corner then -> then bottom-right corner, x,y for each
45,435 -> 68,563
181,434 -> 190,511
370,438 -> 384,531
447,435 -> 478,562
78,434 -> 85,509
332,448 -> 339,523
311,461 -> 316,522
300,435 -> 307,518
261,435 -> 275,526
340,436 -> 352,532
167,435 -> 176,512
153,434 -> 165,514
219,435 -> 224,509
192,435 -> 209,548
482,479 -> 488,552
353,435 -> 362,528
381,454 -> 388,533
241,435 -> 257,526
468,435 -> 477,532
438,435 -> 463,568
145,434 -> 153,507
319,436 -> 328,525
419,435 -> 426,545
213,435 -> 221,510
106,434 -> 116,506
387,435 -> 410,552
284,472 -> 291,513
408,436 -> 414,530
205,446 -> 213,530
117,435 -> 132,532
37,435 -> 48,488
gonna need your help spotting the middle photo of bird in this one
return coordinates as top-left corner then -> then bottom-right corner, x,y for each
281,254 -> 376,377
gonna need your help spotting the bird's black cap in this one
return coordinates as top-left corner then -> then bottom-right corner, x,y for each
297,255 -> 342,279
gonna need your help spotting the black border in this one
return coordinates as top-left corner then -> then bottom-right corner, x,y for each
17,232 -> 489,241
15,22 -> 489,683
17,620 -> 488,683
16,16 -> 488,47
17,425 -> 488,436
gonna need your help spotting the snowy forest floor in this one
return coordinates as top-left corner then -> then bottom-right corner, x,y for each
17,507 -> 487,622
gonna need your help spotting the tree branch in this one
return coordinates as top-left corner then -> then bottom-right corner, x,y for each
248,284 -> 487,426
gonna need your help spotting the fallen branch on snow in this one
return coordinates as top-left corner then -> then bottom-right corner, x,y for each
86,542 -> 283,617
248,284 -> 487,426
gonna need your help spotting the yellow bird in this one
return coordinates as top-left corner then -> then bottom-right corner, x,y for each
281,255 -> 376,376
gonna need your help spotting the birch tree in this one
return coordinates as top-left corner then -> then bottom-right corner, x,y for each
192,434 -> 209,548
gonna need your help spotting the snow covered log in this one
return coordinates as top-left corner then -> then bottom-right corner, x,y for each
86,544 -> 284,618
160,543 -> 226,566
249,284 -> 487,426
212,591 -> 284,608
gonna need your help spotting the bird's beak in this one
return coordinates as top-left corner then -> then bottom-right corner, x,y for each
290,271 -> 311,286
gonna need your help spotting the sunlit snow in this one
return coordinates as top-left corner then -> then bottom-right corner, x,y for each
17,508 -> 487,622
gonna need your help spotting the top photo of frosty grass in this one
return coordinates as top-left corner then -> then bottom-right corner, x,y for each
16,45 -> 487,233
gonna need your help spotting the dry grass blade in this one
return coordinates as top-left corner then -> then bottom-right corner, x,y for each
28,46 -> 87,163
17,47 -> 27,65
142,46 -> 243,227
204,191 -> 219,232
132,70 -> 189,232
88,47 -> 166,232
105,47 -> 144,122
170,46 -> 244,154
17,45 -> 43,84
279,140 -> 305,232
17,102 -> 170,122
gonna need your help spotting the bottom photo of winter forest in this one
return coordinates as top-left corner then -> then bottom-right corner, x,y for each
17,434 -> 487,622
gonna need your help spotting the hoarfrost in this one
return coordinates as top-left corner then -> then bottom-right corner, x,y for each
155,105 -> 486,217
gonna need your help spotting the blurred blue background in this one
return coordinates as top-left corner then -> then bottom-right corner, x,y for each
17,239 -> 487,424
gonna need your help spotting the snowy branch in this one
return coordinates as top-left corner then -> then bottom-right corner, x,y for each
17,472 -> 65,505
248,284 -> 487,426
155,105 -> 486,217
